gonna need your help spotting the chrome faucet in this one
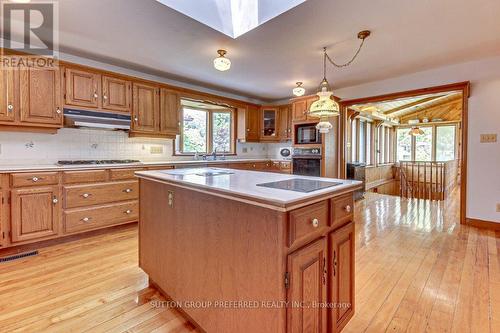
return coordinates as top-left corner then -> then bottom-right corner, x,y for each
212,149 -> 217,160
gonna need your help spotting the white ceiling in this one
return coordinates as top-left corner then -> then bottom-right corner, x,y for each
48,0 -> 500,101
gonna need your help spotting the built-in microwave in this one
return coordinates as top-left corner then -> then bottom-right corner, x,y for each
295,124 -> 322,144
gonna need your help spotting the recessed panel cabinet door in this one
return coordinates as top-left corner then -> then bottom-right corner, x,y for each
329,222 -> 355,333
20,67 -> 62,125
102,75 -> 131,113
279,105 -> 291,141
159,88 -> 180,135
0,67 -> 15,122
246,105 -> 260,141
287,238 -> 328,333
10,186 -> 60,243
132,82 -> 159,133
292,100 -> 307,122
65,68 -> 101,109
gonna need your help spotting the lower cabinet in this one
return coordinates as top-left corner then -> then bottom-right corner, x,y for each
329,222 -> 355,332
10,186 -> 60,243
287,238 -> 328,333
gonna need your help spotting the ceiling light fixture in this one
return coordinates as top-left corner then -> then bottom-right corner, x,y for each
213,49 -> 231,71
409,126 -> 425,136
292,82 -> 305,96
308,30 -> 371,133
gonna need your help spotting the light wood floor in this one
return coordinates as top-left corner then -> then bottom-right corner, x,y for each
0,190 -> 498,332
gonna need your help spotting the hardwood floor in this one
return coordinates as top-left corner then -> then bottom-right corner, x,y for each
0,189 -> 498,332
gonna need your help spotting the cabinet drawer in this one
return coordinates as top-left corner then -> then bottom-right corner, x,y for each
331,194 -> 354,229
64,201 -> 138,234
11,172 -> 59,187
109,168 -> 143,180
64,181 -> 138,208
63,170 -> 108,184
288,201 -> 329,248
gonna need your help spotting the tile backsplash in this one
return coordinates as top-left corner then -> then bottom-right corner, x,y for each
0,128 -> 282,165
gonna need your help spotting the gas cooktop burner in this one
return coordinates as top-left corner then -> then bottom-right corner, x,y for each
57,159 -> 141,165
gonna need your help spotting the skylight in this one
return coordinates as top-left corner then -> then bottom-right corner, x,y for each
156,0 -> 306,38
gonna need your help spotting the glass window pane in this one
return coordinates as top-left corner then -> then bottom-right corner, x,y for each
415,127 -> 433,161
366,123 -> 371,165
436,125 -> 456,161
379,127 -> 385,164
182,108 -> 207,153
351,120 -> 357,162
397,128 -> 412,161
212,112 -> 232,153
359,121 -> 366,163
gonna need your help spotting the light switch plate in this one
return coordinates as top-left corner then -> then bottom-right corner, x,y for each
150,146 -> 164,154
480,134 -> 497,143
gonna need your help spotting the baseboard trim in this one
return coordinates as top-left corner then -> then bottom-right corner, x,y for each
466,218 -> 500,231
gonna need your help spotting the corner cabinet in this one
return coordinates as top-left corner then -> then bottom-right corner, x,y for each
10,186 -> 60,243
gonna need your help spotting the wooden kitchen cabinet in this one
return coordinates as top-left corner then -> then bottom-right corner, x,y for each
238,104 -> 260,142
102,75 -> 131,113
64,67 -> 101,109
329,222 -> 355,333
261,107 -> 279,141
0,67 -> 15,122
10,186 -> 60,243
292,99 -> 308,122
131,82 -> 159,134
159,88 -> 180,136
20,66 -> 62,125
279,105 -> 292,141
287,237 -> 328,333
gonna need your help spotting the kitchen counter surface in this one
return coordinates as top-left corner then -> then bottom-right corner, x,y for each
0,158 -> 289,173
136,167 -> 361,211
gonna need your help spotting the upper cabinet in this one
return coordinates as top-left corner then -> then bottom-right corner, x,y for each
278,105 -> 292,141
260,107 -> 279,141
159,88 -> 180,136
0,67 -> 15,122
291,96 -> 319,122
131,82 -> 159,134
236,105 -> 260,142
102,75 -> 131,113
19,66 -> 62,126
64,68 -> 101,109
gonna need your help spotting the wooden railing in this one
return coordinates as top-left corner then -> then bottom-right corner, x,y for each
397,160 -> 459,200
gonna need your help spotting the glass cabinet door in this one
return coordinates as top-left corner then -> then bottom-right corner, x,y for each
262,108 -> 277,138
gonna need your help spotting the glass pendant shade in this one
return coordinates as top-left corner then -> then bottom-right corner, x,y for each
409,126 -> 424,136
316,118 -> 333,133
308,79 -> 340,119
292,82 -> 305,96
213,50 -> 231,71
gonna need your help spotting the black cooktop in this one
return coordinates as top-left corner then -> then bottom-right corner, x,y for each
256,178 -> 342,193
57,159 -> 141,165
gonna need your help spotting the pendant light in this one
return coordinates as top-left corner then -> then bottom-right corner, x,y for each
292,82 -> 305,96
409,126 -> 425,136
308,31 -> 371,134
213,49 -> 231,71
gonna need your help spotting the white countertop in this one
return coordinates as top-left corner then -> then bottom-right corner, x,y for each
0,158 -> 286,173
136,167 -> 362,211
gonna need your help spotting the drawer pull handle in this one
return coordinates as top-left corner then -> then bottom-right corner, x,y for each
312,218 -> 319,228
29,176 -> 42,182
82,217 -> 92,222
123,188 -> 133,193
81,193 -> 92,198
7,104 -> 13,111
345,205 -> 352,213
52,197 -> 58,204
125,209 -> 132,214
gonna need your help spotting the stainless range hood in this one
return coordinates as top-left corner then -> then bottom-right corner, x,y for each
64,109 -> 131,130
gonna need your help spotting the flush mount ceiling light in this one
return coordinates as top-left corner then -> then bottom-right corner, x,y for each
213,49 -> 231,71
308,30 -> 371,134
156,0 -> 306,39
292,82 -> 305,96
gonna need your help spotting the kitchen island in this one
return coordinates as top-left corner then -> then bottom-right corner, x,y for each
136,168 -> 362,333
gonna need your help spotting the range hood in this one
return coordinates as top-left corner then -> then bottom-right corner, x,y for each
64,109 -> 131,130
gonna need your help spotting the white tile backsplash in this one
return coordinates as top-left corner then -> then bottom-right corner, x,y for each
0,128 -> 288,165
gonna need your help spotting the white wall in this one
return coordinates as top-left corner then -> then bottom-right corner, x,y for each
335,56 -> 500,223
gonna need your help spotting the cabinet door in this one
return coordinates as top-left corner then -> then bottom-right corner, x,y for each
11,186 -> 60,243
329,222 -> 355,333
102,75 -> 131,113
292,100 -> 307,122
65,68 -> 101,109
261,107 -> 279,140
132,82 -> 159,133
0,66 -> 15,122
20,67 -> 62,125
287,238 -> 328,333
278,105 -> 291,141
246,105 -> 260,141
159,88 -> 180,135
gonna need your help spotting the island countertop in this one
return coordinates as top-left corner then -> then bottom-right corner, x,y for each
135,167 -> 362,211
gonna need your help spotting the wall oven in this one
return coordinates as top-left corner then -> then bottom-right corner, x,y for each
295,124 -> 321,145
292,148 -> 322,177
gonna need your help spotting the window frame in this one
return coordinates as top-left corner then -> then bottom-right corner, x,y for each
176,105 -> 236,155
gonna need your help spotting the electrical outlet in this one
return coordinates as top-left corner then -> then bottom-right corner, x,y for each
150,146 -> 164,154
497,203 -> 500,213
480,134 -> 497,143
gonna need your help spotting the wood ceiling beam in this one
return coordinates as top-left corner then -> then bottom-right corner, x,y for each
384,95 -> 444,115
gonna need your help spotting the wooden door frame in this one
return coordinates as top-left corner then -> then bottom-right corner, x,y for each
338,81 -> 470,225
